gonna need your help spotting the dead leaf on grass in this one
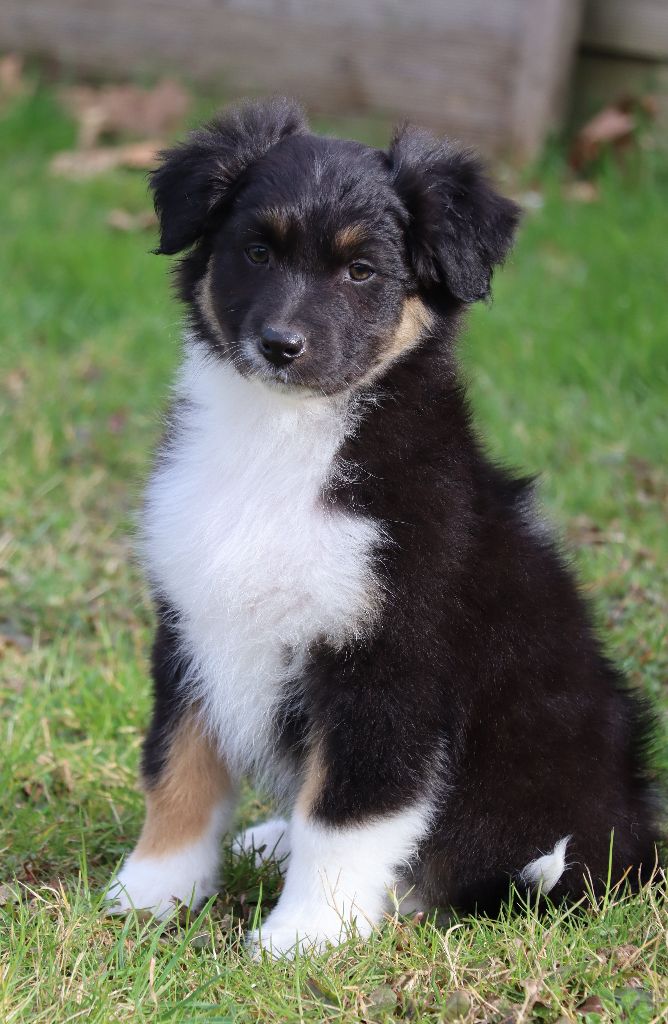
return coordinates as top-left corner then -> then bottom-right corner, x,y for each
577,994 -> 605,1014
0,53 -> 30,109
628,456 -> 668,506
50,140 -> 163,179
571,94 -> 658,170
0,623 -> 32,653
3,368 -> 28,399
571,106 -> 635,170
441,990 -> 471,1020
59,79 -> 190,148
58,761 -> 75,793
563,180 -> 600,203
106,208 -> 158,232
366,984 -> 398,1020
612,943 -> 641,969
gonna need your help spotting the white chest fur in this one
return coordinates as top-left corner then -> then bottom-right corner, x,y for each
140,346 -> 381,788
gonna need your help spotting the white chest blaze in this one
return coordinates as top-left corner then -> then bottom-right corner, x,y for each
141,347 -> 382,784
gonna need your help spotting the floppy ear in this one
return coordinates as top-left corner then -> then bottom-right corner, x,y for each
150,97 -> 308,255
389,125 -> 521,303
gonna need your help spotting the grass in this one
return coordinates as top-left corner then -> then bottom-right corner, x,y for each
1,82 -> 667,1023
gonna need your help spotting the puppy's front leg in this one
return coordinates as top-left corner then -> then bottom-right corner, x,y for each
249,752 -> 432,957
109,710 -> 236,918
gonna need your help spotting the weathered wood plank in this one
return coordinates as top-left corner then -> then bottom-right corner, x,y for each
511,0 -> 584,156
0,0 -> 583,157
582,0 -> 668,62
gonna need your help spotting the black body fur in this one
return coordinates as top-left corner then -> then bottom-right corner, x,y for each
143,97 -> 660,913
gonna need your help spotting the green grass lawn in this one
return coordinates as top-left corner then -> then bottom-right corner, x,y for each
1,84 -> 667,1023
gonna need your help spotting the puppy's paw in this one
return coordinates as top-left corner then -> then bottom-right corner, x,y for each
232,818 -> 290,867
247,906 -> 368,960
246,920 -> 328,959
106,850 -> 218,920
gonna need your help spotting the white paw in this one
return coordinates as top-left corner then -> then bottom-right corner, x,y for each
247,905 -> 370,959
106,848 -> 219,920
232,818 -> 290,867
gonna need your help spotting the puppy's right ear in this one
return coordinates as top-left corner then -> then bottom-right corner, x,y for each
150,97 -> 308,255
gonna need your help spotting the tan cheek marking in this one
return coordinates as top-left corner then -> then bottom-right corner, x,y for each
386,296 -> 434,362
135,712 -> 232,858
196,263 -> 228,347
334,224 -> 366,251
357,296 -> 434,387
295,743 -> 326,818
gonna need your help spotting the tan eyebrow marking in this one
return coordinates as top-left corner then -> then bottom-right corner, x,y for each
334,224 -> 366,252
257,207 -> 291,238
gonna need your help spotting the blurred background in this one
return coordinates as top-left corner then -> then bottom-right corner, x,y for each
1,0 -> 667,157
1,3 -> 667,1018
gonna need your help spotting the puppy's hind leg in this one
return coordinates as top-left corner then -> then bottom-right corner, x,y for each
108,709 -> 236,918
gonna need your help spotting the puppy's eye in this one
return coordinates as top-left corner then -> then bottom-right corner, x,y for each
245,245 -> 270,265
348,262 -> 374,282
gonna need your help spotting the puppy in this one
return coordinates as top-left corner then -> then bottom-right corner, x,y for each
108,98 -> 659,956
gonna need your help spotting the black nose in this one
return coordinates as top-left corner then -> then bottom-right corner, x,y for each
259,325 -> 305,366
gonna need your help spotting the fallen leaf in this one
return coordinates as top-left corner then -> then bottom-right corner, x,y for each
441,990 -> 471,1020
571,106 -> 635,169
4,368 -> 28,398
628,456 -> 668,505
0,54 -> 29,109
366,984 -> 398,1020
612,943 -> 641,969
567,515 -> 606,546
570,94 -> 658,170
577,994 -> 605,1014
59,79 -> 190,148
58,761 -> 74,793
106,208 -> 158,232
563,180 -> 599,203
0,624 -> 32,652
50,141 -> 163,179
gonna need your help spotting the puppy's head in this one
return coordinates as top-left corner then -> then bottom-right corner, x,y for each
151,98 -> 520,395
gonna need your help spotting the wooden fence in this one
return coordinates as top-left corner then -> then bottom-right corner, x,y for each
574,0 -> 668,132
1,1 -> 666,155
0,0 -> 583,158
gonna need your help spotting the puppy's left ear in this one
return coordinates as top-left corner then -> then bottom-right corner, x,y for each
389,125 -> 521,303
150,97 -> 308,255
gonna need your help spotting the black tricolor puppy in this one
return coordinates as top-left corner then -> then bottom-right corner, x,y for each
108,98 -> 659,955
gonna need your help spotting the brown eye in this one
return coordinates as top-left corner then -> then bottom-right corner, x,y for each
246,245 -> 270,265
348,262 -> 374,282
